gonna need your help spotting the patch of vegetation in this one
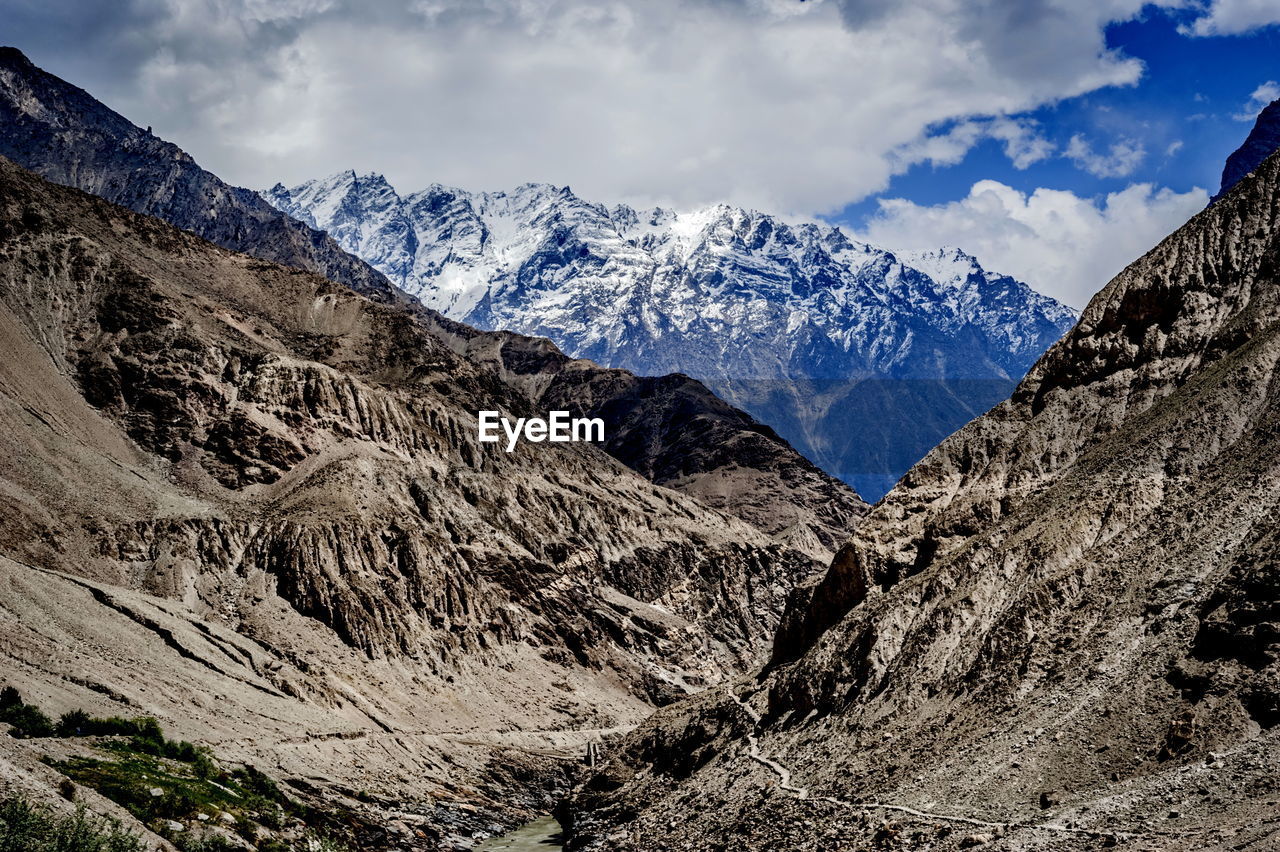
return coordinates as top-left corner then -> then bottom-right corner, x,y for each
1,686 -> 215,776
49,739 -> 351,851
51,747 -> 285,831
1,685 -> 54,738
2,685 -> 354,851
0,795 -> 145,852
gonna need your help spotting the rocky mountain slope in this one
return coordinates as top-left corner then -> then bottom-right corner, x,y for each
422,313 -> 862,558
0,47 -> 398,306
564,136 -> 1280,849
1216,96 -> 1280,200
0,45 -> 864,558
264,173 -> 1077,499
0,149 -> 835,848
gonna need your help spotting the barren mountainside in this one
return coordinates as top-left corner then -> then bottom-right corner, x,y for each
566,147 -> 1280,849
0,152 -> 829,847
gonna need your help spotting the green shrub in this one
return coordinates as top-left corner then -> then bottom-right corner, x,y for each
190,750 -> 217,780
0,796 -> 145,852
256,804 -> 283,830
229,767 -> 279,801
152,789 -> 198,821
57,710 -> 92,737
2,703 -> 55,738
0,687 -> 63,738
80,717 -> 136,738
0,796 -> 44,848
129,717 -> 164,746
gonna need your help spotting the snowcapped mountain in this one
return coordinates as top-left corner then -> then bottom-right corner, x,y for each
263,172 -> 1077,499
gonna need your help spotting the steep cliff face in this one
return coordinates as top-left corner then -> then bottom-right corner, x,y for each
0,46 -> 864,556
264,172 -> 1076,500
0,47 -> 400,306
567,152 -> 1280,850
0,155 -> 828,845
1216,97 -> 1280,200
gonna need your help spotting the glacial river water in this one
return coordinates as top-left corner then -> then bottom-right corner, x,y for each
474,816 -> 564,851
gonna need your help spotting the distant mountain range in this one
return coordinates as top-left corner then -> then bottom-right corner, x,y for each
265,174 -> 1077,499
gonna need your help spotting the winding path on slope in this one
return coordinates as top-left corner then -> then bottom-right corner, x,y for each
726,690 -> 1193,844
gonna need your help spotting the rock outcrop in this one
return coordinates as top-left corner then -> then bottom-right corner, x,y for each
1216,97 -> 1280,200
566,149 -> 1280,850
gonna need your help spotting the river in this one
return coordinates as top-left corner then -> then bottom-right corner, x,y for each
474,815 -> 564,851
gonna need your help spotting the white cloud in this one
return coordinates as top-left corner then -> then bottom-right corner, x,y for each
889,116 -> 1053,175
12,0 -> 1187,213
1183,0 -> 1280,36
1234,80 -> 1280,120
859,180 -> 1208,308
1064,134 -> 1147,177
988,117 -> 1056,169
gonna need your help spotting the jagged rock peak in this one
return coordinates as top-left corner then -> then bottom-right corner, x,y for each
1216,96 -> 1280,201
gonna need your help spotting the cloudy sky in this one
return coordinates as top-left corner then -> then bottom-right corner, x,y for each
5,0 -> 1280,306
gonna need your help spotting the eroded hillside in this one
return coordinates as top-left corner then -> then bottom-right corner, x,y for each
0,154 -> 822,847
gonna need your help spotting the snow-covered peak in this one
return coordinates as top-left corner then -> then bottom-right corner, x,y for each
260,172 -> 1079,499
266,169 -> 415,283
261,171 -> 1076,350
902,246 -> 983,288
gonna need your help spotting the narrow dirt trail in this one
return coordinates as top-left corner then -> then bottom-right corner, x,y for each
726,690 -> 1170,844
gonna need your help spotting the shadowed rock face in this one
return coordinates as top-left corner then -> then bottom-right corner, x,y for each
0,46 -> 401,306
0,153 -> 832,845
566,150 -> 1280,850
1217,97 -> 1280,201
425,315 -> 867,557
0,46 -> 865,558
